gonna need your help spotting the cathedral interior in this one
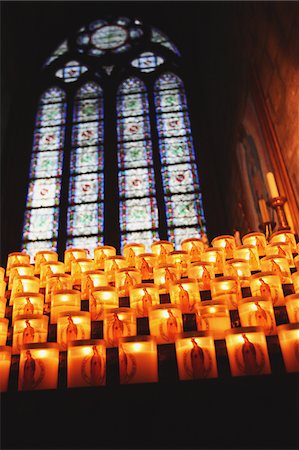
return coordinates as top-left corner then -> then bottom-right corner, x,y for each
1,1 -> 299,449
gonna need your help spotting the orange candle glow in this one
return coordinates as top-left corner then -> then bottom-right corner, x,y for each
0,318 -> 9,345
148,304 -> 183,344
64,248 -> 89,272
211,235 -> 236,260
40,261 -> 65,288
10,275 -> 40,306
238,296 -> 276,336
167,250 -> 190,278
104,307 -> 137,348
129,283 -> 160,317
0,298 -> 6,319
18,342 -> 59,390
277,323 -> 299,373
210,276 -> 242,310
234,245 -> 261,271
225,327 -> 271,376
260,256 -> 292,284
242,232 -> 267,257
266,171 -> 279,198
0,346 -> 11,392
175,331 -> 218,380
94,245 -> 116,270
250,272 -> 285,306
89,286 -> 119,320
12,292 -> 44,325
67,339 -> 106,388
270,230 -> 297,254
12,314 -> 49,354
118,336 -> 158,384
181,237 -> 204,262
34,250 -> 58,275
81,270 -> 108,300
294,256 -> 299,273
265,242 -> 294,268
8,264 -> 34,290
153,264 -> 179,293
45,273 -> 73,304
201,247 -> 225,274
223,259 -> 251,287
0,279 -> 6,298
151,240 -> 174,265
187,261 -> 215,291
196,300 -> 231,339
285,294 -> 299,322
291,272 -> 299,294
123,243 -> 145,267
115,268 -> 141,297
71,258 -> 95,286
57,311 -> 91,350
51,289 -> 81,324
169,278 -> 200,313
6,252 -> 30,277
0,267 -> 5,281
136,253 -> 157,280
104,256 -> 127,283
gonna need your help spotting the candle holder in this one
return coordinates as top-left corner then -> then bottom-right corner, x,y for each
136,253 -> 157,280
242,232 -> 267,257
34,250 -> 58,275
181,237 -> 204,263
64,248 -> 89,273
234,245 -> 261,272
51,289 -> 81,324
57,311 -> 91,350
0,298 -> 6,319
148,303 -> 183,344
223,258 -> 251,287
260,255 -> 292,284
129,283 -> 160,317
169,278 -> 200,313
81,270 -> 108,300
10,275 -> 40,305
45,273 -> 73,304
6,252 -> 30,277
277,323 -> 299,372
187,261 -> 215,291
291,272 -> 299,294
12,292 -> 44,324
0,346 -> 12,392
13,314 -> 49,354
210,276 -> 242,310
167,250 -> 190,278
153,264 -> 179,293
224,326 -> 271,376
266,241 -> 294,268
115,268 -> 141,297
103,307 -> 136,348
0,318 -> 9,345
123,243 -> 145,268
285,294 -> 299,322
118,335 -> 158,384
104,256 -> 127,284
40,261 -> 65,288
196,300 -> 231,339
0,279 -> 6,298
201,247 -> 225,275
250,272 -> 285,306
151,240 -> 174,265
269,230 -> 297,253
71,258 -> 95,286
175,331 -> 218,380
211,235 -> 236,260
94,245 -> 116,270
238,296 -> 276,336
89,286 -> 119,321
8,263 -> 34,290
0,267 -> 5,281
18,342 -> 60,390
268,197 -> 290,231
67,339 -> 106,388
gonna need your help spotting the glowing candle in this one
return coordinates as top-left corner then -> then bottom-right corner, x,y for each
265,242 -> 294,267
167,250 -> 190,278
51,289 -> 81,324
169,278 -> 200,313
104,307 -> 137,348
223,258 -> 251,287
0,318 -> 9,345
151,240 -> 174,266
12,314 -> 49,354
266,171 -> 279,198
64,248 -> 88,273
81,270 -> 108,300
118,336 -> 158,384
0,298 -> 6,319
148,304 -> 183,344
234,245 -> 261,271
187,261 -> 215,291
115,268 -> 141,297
181,237 -> 204,263
57,311 -> 91,350
94,245 -> 116,270
238,296 -> 276,336
12,292 -> 44,325
260,256 -> 292,284
6,252 -> 30,277
89,286 -> 119,321
10,275 -> 40,305
211,235 -> 236,260
285,294 -> 299,322
0,346 -> 12,392
242,232 -> 267,257
34,250 -> 58,275
201,247 -> 225,274
45,273 -> 73,304
8,264 -> 34,290
0,267 -> 5,281
258,199 -> 270,223
196,300 -> 231,339
153,264 -> 179,294
277,323 -> 299,373
71,258 -> 95,286
225,327 -> 271,376
291,272 -> 299,294
104,256 -> 127,283
294,256 -> 299,273
18,342 -> 59,391
123,243 -> 145,268
250,272 -> 285,306
67,339 -> 106,388
136,253 -> 157,280
210,276 -> 242,310
175,331 -> 218,380
40,261 -> 65,288
0,279 -> 6,298
129,283 -> 160,317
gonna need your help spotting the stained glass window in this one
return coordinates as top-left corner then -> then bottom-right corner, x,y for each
151,28 -> 180,56
131,52 -> 164,72
117,77 -> 159,251
154,72 -> 206,247
66,82 -> 104,254
22,87 -> 66,259
55,61 -> 88,83
44,40 -> 68,67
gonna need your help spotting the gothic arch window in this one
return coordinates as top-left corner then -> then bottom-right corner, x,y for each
22,17 -> 206,259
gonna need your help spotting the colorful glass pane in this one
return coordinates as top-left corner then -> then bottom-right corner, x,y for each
155,89 -> 187,113
155,72 -> 183,91
40,87 -> 66,104
68,203 -> 103,236
36,103 -> 66,127
120,197 -> 158,232
44,40 -> 68,67
119,167 -> 156,199
55,61 -> 88,83
121,230 -> 159,252
117,93 -> 148,117
156,111 -> 191,138
159,136 -> 194,165
131,52 -> 164,72
165,193 -> 204,228
72,121 -> 103,146
22,240 -> 57,262
70,146 -> 103,174
69,173 -> 103,204
23,207 -> 59,241
151,28 -> 180,56
27,178 -> 61,208
117,116 -> 150,142
34,126 -> 64,151
66,236 -> 103,254
76,82 -> 103,99
118,78 -> 146,94
73,98 -> 102,122
30,151 -> 62,179
91,25 -> 128,50
118,141 -> 152,169
161,162 -> 200,194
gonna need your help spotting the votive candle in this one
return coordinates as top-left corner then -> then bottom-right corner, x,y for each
51,289 -> 81,324
12,292 -> 44,325
57,311 -> 91,350
196,300 -> 231,339
0,346 -> 12,392
169,278 -> 200,313
129,283 -> 160,317
285,294 -> 299,323
104,307 -> 137,348
89,286 -> 119,320
187,261 -> 215,291
242,232 -> 267,257
250,272 -> 285,306
211,235 -> 236,260
238,296 -> 276,335
148,304 -> 183,344
277,323 -> 299,373
13,314 -> 49,354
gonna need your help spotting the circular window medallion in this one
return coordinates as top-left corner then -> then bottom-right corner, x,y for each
91,25 -> 128,50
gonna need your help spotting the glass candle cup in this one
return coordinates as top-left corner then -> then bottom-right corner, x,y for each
225,327 -> 271,376
12,314 -> 49,354
292,272 -> 299,293
51,289 -> 81,324
64,248 -> 89,272
104,307 -> 137,348
181,237 -> 204,263
250,272 -> 285,306
10,275 -> 40,305
0,298 -> 6,319
130,283 -> 160,317
6,252 -> 30,277
285,294 -> 299,323
201,247 -> 225,275
151,240 -> 174,266
40,261 -> 65,288
0,279 -> 6,298
8,264 -> 34,290
0,318 -> 9,345
12,292 -> 44,325
277,323 -> 299,373
104,256 -> 127,283
89,286 -> 119,321
196,300 -> 231,339
175,331 -> 218,380
210,276 -> 242,310
118,335 -> 158,384
45,273 -> 73,304
260,256 -> 292,284
265,242 -> 294,268
123,243 -> 145,268
169,278 -> 200,313
136,253 -> 157,280
67,339 -> 106,388
0,346 -> 11,392
238,296 -> 276,336
34,250 -> 58,275
223,259 -> 251,287
71,258 -> 95,286
242,232 -> 267,257
188,261 -> 215,291
153,264 -> 178,294
211,235 -> 236,260
57,311 -> 91,350
115,268 -> 141,297
0,267 -> 5,281
234,245 -> 261,272
270,230 -> 297,254
148,304 -> 183,344
167,250 -> 190,278
94,245 -> 116,270
81,270 -> 108,300
18,342 -> 60,391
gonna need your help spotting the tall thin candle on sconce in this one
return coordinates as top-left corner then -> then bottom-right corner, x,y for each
266,172 -> 290,231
